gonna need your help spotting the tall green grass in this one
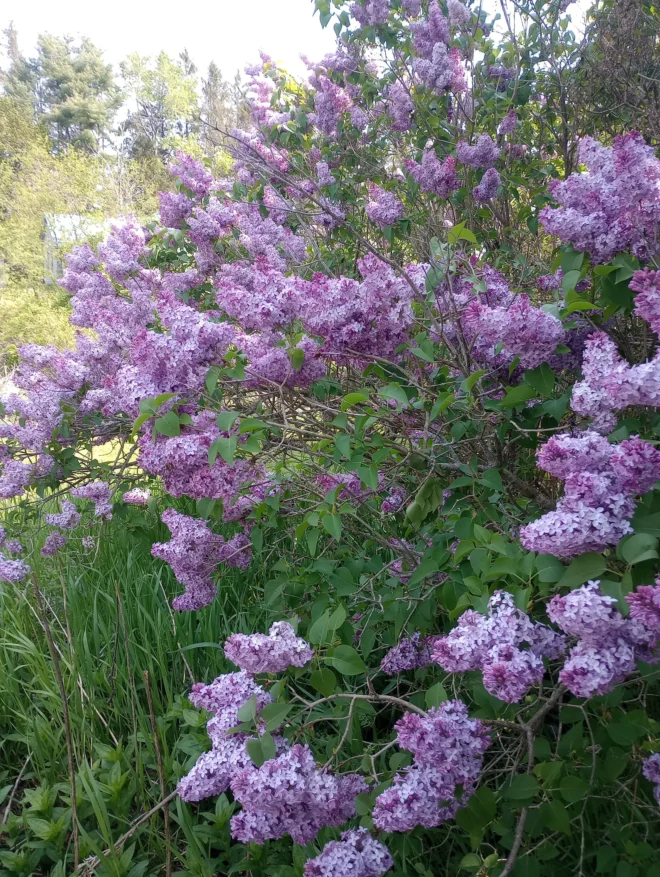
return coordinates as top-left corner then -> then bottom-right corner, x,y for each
0,521 -> 274,875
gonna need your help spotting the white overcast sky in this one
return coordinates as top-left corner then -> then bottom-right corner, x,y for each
1,0 -> 591,82
1,0 -> 338,80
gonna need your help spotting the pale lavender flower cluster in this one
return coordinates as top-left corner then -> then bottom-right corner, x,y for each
462,294 -> 565,368
405,150 -> 459,198
350,0 -> 390,27
498,110 -> 518,136
381,632 -> 435,674
70,481 -> 113,519
387,82 -> 414,132
231,743 -> 367,844
487,65 -> 516,90
432,591 -> 565,702
304,829 -> 393,877
317,471 -> 382,502
123,488 -> 151,505
548,581 -> 660,698
45,500 -> 81,530
177,670 -> 276,802
0,554 -> 30,583
627,581 -> 660,634
520,432 -> 660,557
365,185 -> 405,227
571,332 -> 660,433
540,132 -> 660,263
372,700 -> 490,831
472,168 -> 501,203
447,0 -> 471,26
151,509 -> 251,610
41,531 -> 67,557
224,621 -> 313,673
456,134 -> 500,169
642,754 -> 660,805
630,269 -> 660,335
381,485 -> 407,514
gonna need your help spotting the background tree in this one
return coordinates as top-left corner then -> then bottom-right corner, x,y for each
2,32 -> 121,152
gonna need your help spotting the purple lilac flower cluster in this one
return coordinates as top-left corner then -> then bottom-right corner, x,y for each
224,621 -> 313,673
405,150 -> 459,198
151,509 -> 251,610
548,580 -> 660,698
123,488 -> 151,505
0,529 -> 29,583
540,132 -> 660,263
70,481 -> 113,519
520,432 -> 660,557
642,754 -> 660,805
456,134 -> 500,169
365,185 -> 405,227
432,591 -> 565,702
372,700 -> 491,831
304,828 -> 393,877
472,168 -> 501,203
45,500 -> 81,530
381,632 -> 435,674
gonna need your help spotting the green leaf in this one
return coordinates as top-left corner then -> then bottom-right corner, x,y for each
310,667 -> 337,696
334,434 -> 351,458
238,417 -> 270,433
540,799 -> 571,835
565,299 -> 600,314
289,347 -> 305,371
246,737 -> 266,767
502,774 -> 539,801
525,363 -> 556,397
430,392 -> 455,421
153,410 -> 180,438
478,469 -> 504,492
425,682 -> 448,708
619,533 -> 659,565
501,384 -> 538,408
327,644 -> 366,675
448,221 -> 477,244
463,369 -> 487,392
217,411 -> 239,431
237,694 -> 257,723
342,391 -> 370,410
209,436 -> 237,466
260,732 -> 277,761
378,384 -> 409,406
322,513 -> 342,541
259,703 -> 293,732
561,269 -> 582,293
557,552 -> 607,589
459,854 -> 482,872
606,720 -> 647,747
407,557 -> 439,586
559,776 -> 590,803
536,554 -> 564,583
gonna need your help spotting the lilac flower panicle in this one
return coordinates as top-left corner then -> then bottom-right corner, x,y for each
224,621 -> 314,673
0,554 -> 30,583
381,632 -> 435,674
627,582 -> 660,639
5,540 -> 23,554
70,481 -> 113,519
630,269 -> 660,335
123,488 -> 151,505
365,185 -> 404,227
498,110 -> 518,135
432,591 -> 565,701
41,531 -> 67,557
456,134 -> 500,169
643,754 -> 660,804
473,168 -> 501,203
45,500 -> 81,530
304,829 -> 393,877
230,744 -> 367,844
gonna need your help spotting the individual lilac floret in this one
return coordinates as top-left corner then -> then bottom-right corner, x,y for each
642,754 -> 660,805
123,488 -> 151,505
365,185 -> 404,228
373,700 -> 490,832
381,632 -> 435,674
432,591 -> 565,702
0,554 -> 30,583
224,621 -> 313,673
230,744 -> 367,845
304,829 -> 393,877
70,481 -> 113,519
41,532 -> 67,557
45,500 -> 81,530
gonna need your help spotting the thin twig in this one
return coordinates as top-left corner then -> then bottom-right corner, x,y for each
31,574 -> 80,870
143,671 -> 172,877
1,755 -> 31,827
75,791 -> 177,875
